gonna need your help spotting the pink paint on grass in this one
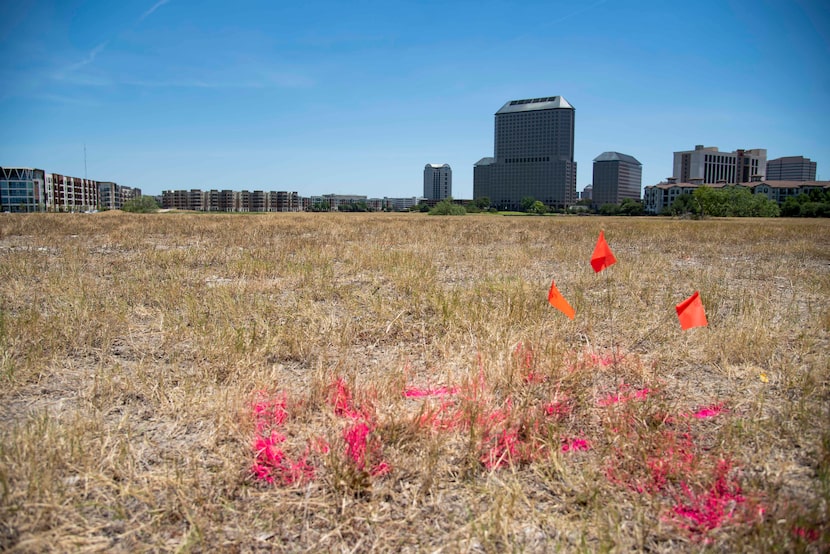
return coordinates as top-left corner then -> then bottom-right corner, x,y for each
669,461 -> 746,537
404,386 -> 460,398
792,526 -> 820,542
252,392 -> 289,434
343,419 -> 390,476
561,437 -> 591,452
251,431 -> 315,485
544,399 -> 572,419
329,378 -> 361,419
481,429 -> 522,470
690,403 -> 728,419
597,384 -> 653,407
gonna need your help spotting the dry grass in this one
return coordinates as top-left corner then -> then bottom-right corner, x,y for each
0,212 -> 828,552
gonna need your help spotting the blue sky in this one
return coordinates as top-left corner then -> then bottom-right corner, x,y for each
1,0 -> 828,199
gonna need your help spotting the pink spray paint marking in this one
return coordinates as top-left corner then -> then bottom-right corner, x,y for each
792,526 -> 820,542
597,384 -> 653,407
668,460 -> 746,538
252,391 -> 289,434
690,403 -> 727,419
251,430 -> 315,485
404,386 -> 460,398
481,429 -> 522,470
561,437 -> 591,452
544,399 -> 572,419
330,379 -> 391,476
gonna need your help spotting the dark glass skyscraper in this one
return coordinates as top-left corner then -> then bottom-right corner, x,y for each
592,152 -> 642,207
473,96 -> 576,210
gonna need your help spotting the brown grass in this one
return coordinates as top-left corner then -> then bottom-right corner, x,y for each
0,212 -> 828,552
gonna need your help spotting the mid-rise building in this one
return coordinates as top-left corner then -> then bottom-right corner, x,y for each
99,182 -> 141,210
592,152 -> 642,206
0,167 -> 46,212
673,145 -> 766,184
161,188 -> 299,212
766,156 -> 816,181
473,96 -> 577,210
424,164 -> 452,200
642,178 -> 830,214
46,173 -> 99,211
643,179 -> 701,214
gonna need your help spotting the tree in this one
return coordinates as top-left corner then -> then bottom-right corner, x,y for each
429,199 -> 466,215
692,186 -> 780,217
520,196 -> 536,212
530,200 -> 547,215
474,197 -> 491,210
122,195 -> 159,213
598,203 -> 621,216
619,198 -> 645,216
668,193 -> 700,217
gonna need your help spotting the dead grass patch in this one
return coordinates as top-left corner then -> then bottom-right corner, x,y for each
0,213 -> 828,552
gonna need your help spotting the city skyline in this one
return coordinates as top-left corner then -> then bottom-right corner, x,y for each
2,1 -> 828,198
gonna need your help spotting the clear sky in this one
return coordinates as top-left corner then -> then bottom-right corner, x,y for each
2,0 -> 828,199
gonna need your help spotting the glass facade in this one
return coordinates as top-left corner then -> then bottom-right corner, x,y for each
0,168 -> 44,213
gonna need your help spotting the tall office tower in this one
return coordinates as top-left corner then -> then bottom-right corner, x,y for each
424,163 -> 452,200
766,156 -> 817,181
673,145 -> 766,184
592,152 -> 642,206
473,96 -> 576,210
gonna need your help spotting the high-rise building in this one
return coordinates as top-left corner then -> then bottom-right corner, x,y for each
592,152 -> 642,206
766,156 -> 817,181
673,145 -> 766,184
424,164 -> 452,200
473,96 -> 576,210
580,184 -> 593,201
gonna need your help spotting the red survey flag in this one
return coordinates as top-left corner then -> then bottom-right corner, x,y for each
548,280 -> 575,320
590,230 -> 616,273
675,291 -> 708,330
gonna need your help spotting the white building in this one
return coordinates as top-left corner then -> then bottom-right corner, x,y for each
423,164 -> 452,201
673,145 -> 766,184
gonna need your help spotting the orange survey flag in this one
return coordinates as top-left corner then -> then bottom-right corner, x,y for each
548,280 -> 575,320
590,230 -> 616,273
676,291 -> 708,330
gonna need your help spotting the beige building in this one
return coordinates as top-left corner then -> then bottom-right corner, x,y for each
673,145 -> 766,184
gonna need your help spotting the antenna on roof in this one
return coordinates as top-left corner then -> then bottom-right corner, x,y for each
84,144 -> 87,180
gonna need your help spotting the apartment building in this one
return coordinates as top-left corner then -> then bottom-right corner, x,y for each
0,167 -> 46,212
643,179 -> 830,213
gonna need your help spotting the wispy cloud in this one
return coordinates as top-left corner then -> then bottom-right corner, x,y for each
122,73 -> 314,90
62,41 -> 108,74
139,0 -> 171,22
51,41 -> 109,83
121,66 -> 314,90
34,93 -> 100,107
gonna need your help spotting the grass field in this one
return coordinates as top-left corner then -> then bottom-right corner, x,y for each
1,212 -> 828,552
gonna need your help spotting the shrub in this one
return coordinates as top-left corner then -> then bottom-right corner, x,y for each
429,199 -> 466,216
121,195 -> 160,213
